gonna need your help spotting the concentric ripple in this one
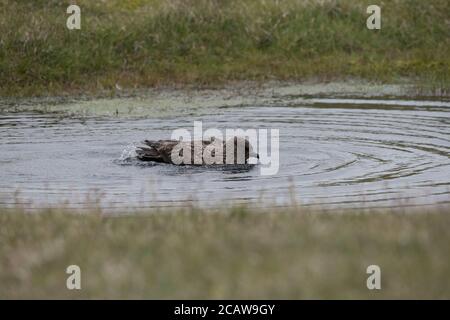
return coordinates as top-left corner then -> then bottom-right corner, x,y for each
0,98 -> 449,210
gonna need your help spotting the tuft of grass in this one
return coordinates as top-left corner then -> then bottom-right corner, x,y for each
1,205 -> 450,299
0,0 -> 449,97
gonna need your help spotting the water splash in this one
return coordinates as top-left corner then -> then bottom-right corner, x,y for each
118,143 -> 138,163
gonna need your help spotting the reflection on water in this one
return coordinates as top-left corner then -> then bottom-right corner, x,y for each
0,97 -> 449,211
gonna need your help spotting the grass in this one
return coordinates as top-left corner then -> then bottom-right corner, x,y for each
1,0 -> 449,97
1,205 -> 450,299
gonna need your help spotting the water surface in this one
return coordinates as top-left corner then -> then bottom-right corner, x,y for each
1,97 -> 449,210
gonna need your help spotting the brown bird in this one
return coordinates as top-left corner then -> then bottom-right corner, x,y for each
136,137 -> 258,165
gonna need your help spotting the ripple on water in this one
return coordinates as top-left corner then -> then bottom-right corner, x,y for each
0,98 -> 449,210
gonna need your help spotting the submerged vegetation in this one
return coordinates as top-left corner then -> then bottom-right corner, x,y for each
1,205 -> 450,299
1,0 -> 449,96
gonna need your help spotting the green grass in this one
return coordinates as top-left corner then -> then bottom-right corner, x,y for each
1,205 -> 450,299
1,0 -> 449,96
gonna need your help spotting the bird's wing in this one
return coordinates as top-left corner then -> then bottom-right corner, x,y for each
138,140 -> 183,163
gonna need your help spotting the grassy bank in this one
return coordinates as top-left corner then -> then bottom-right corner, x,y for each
1,0 -> 449,97
1,205 -> 450,299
